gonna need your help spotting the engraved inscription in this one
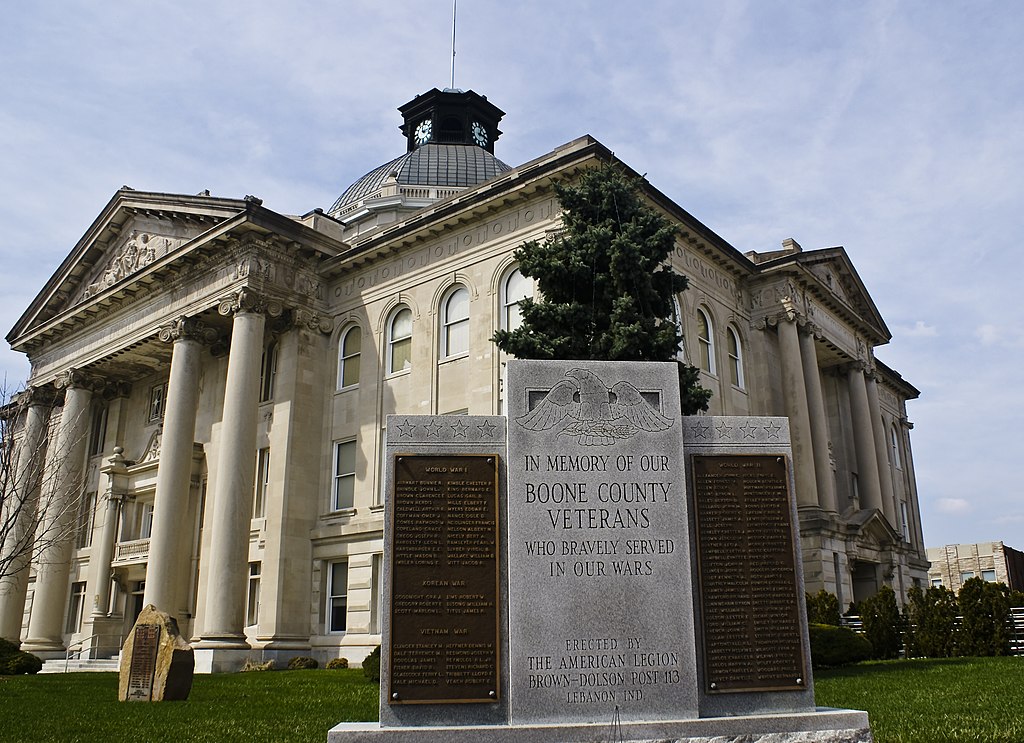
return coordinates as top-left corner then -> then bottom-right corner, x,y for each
692,455 -> 806,693
389,455 -> 500,704
126,624 -> 161,701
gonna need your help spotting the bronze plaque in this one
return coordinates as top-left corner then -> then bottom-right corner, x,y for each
389,454 -> 500,704
125,624 -> 160,701
692,454 -> 807,693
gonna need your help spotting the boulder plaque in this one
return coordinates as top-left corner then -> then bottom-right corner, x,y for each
118,604 -> 194,702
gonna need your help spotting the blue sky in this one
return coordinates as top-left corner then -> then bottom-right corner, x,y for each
2,1 -> 1021,548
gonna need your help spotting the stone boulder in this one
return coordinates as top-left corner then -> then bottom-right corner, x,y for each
118,605 -> 194,701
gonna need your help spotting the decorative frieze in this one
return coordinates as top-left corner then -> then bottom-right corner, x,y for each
294,309 -> 333,334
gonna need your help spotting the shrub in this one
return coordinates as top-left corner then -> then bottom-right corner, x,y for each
905,585 -> 959,658
287,656 -> 318,670
808,623 -> 872,669
240,658 -> 275,672
860,585 -> 903,660
1009,590 -> 1024,608
326,657 -> 349,670
362,646 -> 381,682
0,638 -> 42,675
806,590 -> 842,626
959,578 -> 1011,656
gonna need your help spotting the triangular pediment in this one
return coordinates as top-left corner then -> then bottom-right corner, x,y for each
8,189 -> 249,343
849,508 -> 901,549
753,246 -> 890,346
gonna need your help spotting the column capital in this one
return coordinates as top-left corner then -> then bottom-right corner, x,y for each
55,367 -> 104,392
157,315 -> 218,344
11,384 -> 59,409
294,308 -> 334,335
218,289 -> 283,319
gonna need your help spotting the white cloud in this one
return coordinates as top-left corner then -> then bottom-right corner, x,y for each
936,498 -> 970,515
895,321 -> 938,338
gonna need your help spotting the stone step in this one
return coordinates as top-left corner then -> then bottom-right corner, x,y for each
39,657 -> 121,674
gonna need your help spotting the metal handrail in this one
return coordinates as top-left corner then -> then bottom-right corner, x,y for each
64,632 -> 124,672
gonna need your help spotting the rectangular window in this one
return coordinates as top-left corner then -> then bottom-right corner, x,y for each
931,578 -> 943,588
260,343 -> 278,402
140,503 -> 154,539
148,383 -> 167,423
900,502 -> 911,543
328,561 -> 348,633
75,491 -> 96,549
246,562 -> 261,626
88,405 -> 108,457
333,441 -> 356,511
981,569 -> 997,582
960,571 -> 975,582
66,582 -> 87,634
370,553 -> 382,635
253,447 -> 270,518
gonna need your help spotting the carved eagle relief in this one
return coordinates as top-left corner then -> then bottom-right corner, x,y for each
516,368 -> 673,446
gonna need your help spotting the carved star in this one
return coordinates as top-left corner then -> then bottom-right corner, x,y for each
395,418 -> 417,438
763,421 -> 782,440
714,421 -> 734,438
739,422 -> 757,440
692,420 -> 711,439
477,420 -> 498,438
450,419 -> 469,438
423,419 -> 443,438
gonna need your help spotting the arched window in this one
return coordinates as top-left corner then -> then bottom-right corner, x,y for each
337,326 -> 361,389
387,307 -> 412,374
501,268 -> 532,332
726,325 -> 744,389
890,424 -> 902,470
672,297 -> 687,362
696,308 -> 716,375
441,287 -> 470,358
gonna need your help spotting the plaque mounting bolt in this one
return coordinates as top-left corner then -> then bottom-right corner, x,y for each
709,682 -> 717,690
777,457 -> 783,464
796,678 -> 803,686
488,690 -> 496,698
391,692 -> 400,700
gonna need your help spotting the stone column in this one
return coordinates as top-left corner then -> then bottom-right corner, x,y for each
0,388 -> 54,643
777,317 -> 817,507
22,371 -> 95,653
88,448 -> 129,618
865,373 -> 898,526
198,291 -> 275,647
846,364 -> 883,513
144,317 -> 212,617
799,327 -> 837,512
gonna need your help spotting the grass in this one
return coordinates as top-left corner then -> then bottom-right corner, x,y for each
815,656 -> 1024,743
0,669 -> 379,743
3,658 -> 1023,743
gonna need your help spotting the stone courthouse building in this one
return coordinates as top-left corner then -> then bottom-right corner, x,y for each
0,88 -> 928,669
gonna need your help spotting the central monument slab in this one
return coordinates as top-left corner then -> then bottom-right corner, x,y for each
505,360 -> 698,724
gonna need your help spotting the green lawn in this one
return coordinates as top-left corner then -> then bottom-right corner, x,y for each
815,656 -> 1024,743
3,658 -> 1023,743
0,669 -> 378,743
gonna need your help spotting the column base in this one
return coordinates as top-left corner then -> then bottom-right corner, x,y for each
19,638 -> 65,658
193,647 -> 255,674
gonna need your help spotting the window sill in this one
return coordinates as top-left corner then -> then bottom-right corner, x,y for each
439,352 -> 469,365
323,507 -> 357,520
335,384 -> 359,395
384,368 -> 411,381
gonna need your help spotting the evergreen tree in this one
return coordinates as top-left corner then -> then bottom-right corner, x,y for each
492,164 -> 711,414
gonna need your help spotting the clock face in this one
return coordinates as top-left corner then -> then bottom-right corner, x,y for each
471,121 -> 488,147
414,119 -> 432,145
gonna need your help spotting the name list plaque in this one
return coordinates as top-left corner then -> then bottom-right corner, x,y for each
692,454 -> 806,693
389,454 -> 500,705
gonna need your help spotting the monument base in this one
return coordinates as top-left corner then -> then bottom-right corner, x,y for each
328,708 -> 871,743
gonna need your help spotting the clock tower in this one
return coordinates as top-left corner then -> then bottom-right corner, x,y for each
399,88 -> 504,154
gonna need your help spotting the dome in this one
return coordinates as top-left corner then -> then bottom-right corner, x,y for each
328,143 -> 511,217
